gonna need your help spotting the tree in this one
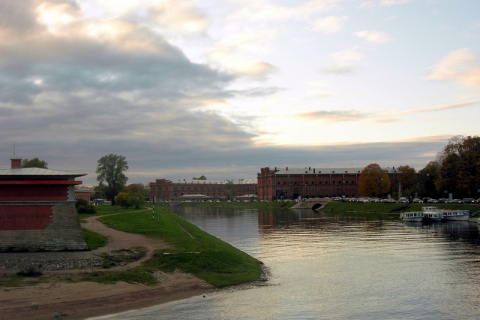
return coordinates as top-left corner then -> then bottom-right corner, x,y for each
124,183 -> 149,198
397,165 -> 417,197
116,191 -> 144,209
192,175 -> 207,180
358,163 -> 391,198
96,154 -> 128,206
418,161 -> 440,198
224,180 -> 236,200
115,192 -> 130,208
21,158 -> 48,168
436,135 -> 480,197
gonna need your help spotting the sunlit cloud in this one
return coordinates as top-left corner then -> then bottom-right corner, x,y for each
353,30 -> 393,43
208,47 -> 278,76
359,1 -> 376,9
404,100 -> 480,115
311,16 -> 348,34
306,90 -> 337,99
149,0 -> 209,33
321,47 -> 363,74
426,48 -> 480,91
297,110 -> 372,123
36,1 -> 78,33
227,0 -> 342,22
380,0 -> 414,6
207,30 -> 279,76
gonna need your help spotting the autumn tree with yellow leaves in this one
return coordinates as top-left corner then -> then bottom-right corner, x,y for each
358,163 -> 391,198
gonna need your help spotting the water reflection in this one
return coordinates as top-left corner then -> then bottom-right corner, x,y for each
136,206 -> 480,320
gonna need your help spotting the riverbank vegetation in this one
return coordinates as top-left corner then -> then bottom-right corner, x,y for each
321,201 -> 478,214
178,199 -> 478,215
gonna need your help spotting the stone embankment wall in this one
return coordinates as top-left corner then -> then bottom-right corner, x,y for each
0,202 -> 88,252
290,198 -> 332,210
0,251 -> 103,271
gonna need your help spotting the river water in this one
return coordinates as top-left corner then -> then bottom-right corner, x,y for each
92,207 -> 480,320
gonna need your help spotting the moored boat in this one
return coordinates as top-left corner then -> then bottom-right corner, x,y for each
441,209 -> 470,221
421,206 -> 470,221
400,212 -> 424,222
422,207 -> 444,222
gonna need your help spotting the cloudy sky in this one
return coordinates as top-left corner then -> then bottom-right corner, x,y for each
1,0 -> 479,186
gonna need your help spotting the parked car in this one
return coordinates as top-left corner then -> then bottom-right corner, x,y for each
449,199 -> 463,204
427,199 -> 439,204
92,198 -> 105,205
438,198 -> 449,203
462,198 -> 477,204
412,198 -> 423,203
397,197 -> 409,203
382,198 -> 396,203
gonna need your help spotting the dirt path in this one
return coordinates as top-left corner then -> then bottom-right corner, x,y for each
83,209 -> 172,268
0,209 -> 212,320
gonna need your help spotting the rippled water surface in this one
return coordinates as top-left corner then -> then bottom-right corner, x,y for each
92,207 -> 480,320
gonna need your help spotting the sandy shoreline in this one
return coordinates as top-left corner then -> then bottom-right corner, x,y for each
0,212 -> 213,320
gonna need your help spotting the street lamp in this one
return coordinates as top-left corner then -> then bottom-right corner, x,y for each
378,178 -> 383,199
426,173 -> 429,198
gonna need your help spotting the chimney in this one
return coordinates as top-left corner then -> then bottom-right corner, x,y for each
11,157 -> 22,169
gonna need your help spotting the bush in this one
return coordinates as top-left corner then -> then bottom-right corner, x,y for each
116,192 -> 145,209
77,204 -> 97,214
75,199 -> 88,209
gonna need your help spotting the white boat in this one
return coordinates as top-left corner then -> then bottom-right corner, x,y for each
440,209 -> 470,221
421,206 -> 470,221
422,207 -> 444,222
400,212 -> 424,222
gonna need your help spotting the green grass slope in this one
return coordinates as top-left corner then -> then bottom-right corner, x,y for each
98,209 -> 263,287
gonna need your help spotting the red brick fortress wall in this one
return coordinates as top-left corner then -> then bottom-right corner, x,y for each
0,205 -> 52,230
0,185 -> 67,201
0,202 -> 88,252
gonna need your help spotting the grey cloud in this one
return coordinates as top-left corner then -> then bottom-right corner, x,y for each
0,0 -> 40,34
1,132 -> 448,186
0,1 -> 453,188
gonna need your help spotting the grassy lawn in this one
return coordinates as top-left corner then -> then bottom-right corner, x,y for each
82,228 -> 108,250
97,209 -> 263,287
76,205 -> 263,287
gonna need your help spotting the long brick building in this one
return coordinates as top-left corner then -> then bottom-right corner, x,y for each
0,157 -> 88,252
150,178 -> 257,201
257,166 -> 399,201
